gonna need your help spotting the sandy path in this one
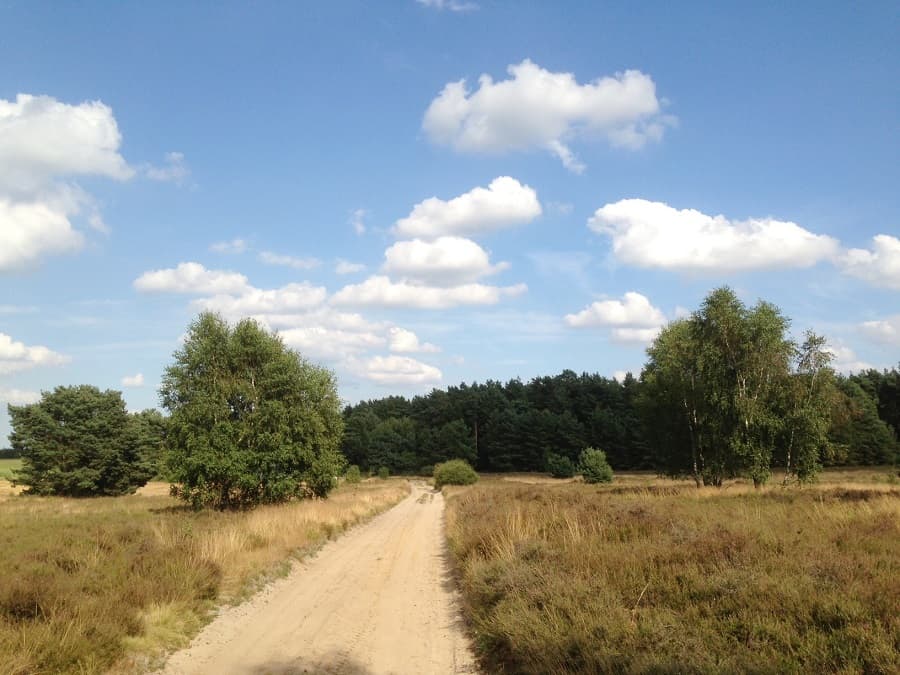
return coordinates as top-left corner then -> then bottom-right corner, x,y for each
159,481 -> 476,675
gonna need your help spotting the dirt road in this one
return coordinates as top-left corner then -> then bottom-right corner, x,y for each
159,481 -> 476,674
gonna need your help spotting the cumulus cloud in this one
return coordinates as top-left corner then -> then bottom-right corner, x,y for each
565,291 -> 666,344
335,259 -> 366,275
193,282 -> 328,316
393,176 -> 541,239
0,196 -> 85,271
352,355 -> 442,385
589,199 -> 840,273
0,332 -> 70,374
134,262 -> 251,295
145,151 -> 189,185
0,94 -> 133,191
388,327 -> 440,353
860,315 -> 900,346
423,60 -> 672,171
0,94 -> 136,271
210,238 -> 248,254
837,234 -> 900,290
279,325 -> 386,361
332,275 -> 526,309
383,236 -> 508,286
258,251 -> 321,270
0,387 -> 41,405
826,344 -> 872,374
121,373 -> 144,387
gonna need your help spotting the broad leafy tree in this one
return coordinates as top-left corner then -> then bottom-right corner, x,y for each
641,287 -> 829,486
161,313 -> 344,509
9,385 -> 156,496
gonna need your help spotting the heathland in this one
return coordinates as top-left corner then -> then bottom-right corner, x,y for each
445,469 -> 900,674
0,477 -> 408,674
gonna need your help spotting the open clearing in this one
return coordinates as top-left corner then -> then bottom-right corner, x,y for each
159,480 -> 476,675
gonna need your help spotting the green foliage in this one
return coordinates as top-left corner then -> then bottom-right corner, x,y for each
8,385 -> 156,496
344,465 -> 362,484
377,466 -> 390,479
641,287 -> 833,487
160,312 -> 345,509
546,452 -> 575,478
579,447 -> 613,483
342,369 -> 647,475
433,459 -> 478,488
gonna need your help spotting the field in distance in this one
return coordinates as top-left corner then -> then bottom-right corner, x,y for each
0,476 -> 409,674
446,468 -> 900,674
0,459 -> 21,481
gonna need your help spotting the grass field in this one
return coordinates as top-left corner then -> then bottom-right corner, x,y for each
0,459 -> 20,481
0,478 -> 410,674
445,469 -> 900,674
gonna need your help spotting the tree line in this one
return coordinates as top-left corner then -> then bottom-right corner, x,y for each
6,291 -> 899,505
343,288 -> 898,483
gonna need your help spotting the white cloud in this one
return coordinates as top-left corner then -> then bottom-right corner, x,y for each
589,199 -> 840,273
383,236 -> 508,286
388,327 -> 440,353
121,373 -> 144,388
279,326 -> 386,361
393,176 -> 541,239
565,291 -> 666,344
210,238 -> 248,254
0,387 -> 41,405
335,259 -> 366,275
145,151 -> 189,185
423,60 -> 672,171
0,332 -> 70,374
350,208 -> 367,235
193,282 -> 328,316
258,251 -> 321,270
0,93 -> 133,191
0,196 -> 85,271
826,344 -> 872,374
352,355 -> 442,385
0,94 -> 135,271
417,0 -> 478,11
134,262 -> 251,295
860,315 -> 900,346
331,275 -> 526,309
837,234 -> 900,290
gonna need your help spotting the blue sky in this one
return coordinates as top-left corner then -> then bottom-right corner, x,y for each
1,1 -> 898,441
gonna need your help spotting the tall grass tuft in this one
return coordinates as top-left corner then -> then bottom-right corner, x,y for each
445,474 -> 900,674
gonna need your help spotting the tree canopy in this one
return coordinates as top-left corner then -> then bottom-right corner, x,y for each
160,312 -> 344,509
8,385 -> 158,496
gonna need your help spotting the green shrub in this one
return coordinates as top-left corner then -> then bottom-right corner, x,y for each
419,465 -> 434,477
546,453 -> 575,478
344,465 -> 362,484
377,466 -> 390,480
433,459 -> 479,489
579,447 -> 614,483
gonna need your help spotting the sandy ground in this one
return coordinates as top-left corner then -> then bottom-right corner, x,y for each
158,481 -> 476,675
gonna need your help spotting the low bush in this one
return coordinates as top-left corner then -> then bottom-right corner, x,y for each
433,459 -> 479,489
377,466 -> 390,479
344,465 -> 362,484
579,447 -> 614,483
546,452 -> 575,478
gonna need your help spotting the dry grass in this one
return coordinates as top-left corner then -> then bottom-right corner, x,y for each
0,478 -> 409,674
445,469 -> 900,674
